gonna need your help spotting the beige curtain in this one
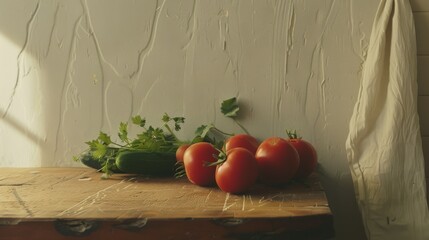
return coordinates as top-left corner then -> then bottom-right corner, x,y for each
346,0 -> 429,239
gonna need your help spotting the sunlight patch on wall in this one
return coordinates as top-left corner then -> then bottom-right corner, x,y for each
0,33 -> 44,167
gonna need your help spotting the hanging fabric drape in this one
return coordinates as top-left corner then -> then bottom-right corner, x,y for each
345,0 -> 429,239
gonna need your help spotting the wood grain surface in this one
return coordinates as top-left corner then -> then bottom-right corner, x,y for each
0,168 -> 334,239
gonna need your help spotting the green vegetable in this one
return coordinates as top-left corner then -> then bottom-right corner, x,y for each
74,97 -> 248,179
115,151 -> 176,176
78,150 -> 123,173
74,113 -> 185,178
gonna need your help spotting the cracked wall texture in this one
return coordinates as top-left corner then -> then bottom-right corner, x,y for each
0,0 -> 381,239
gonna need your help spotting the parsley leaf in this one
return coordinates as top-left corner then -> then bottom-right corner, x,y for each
220,97 -> 239,118
132,115 -> 146,128
220,97 -> 250,135
91,141 -> 107,159
195,124 -> 214,139
118,122 -> 129,143
98,132 -> 111,145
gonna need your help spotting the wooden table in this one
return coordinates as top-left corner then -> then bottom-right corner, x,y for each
0,168 -> 334,240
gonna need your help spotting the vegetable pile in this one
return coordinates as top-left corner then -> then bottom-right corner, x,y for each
74,113 -> 189,178
74,97 -> 318,194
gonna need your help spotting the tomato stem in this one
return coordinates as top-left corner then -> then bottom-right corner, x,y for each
286,129 -> 300,139
204,148 -> 227,167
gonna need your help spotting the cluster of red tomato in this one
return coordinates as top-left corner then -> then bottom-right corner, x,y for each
175,134 -> 318,194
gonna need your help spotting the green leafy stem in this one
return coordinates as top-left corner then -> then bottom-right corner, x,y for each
74,113 -> 186,178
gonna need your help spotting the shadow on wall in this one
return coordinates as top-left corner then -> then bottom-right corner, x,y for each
0,1 -> 102,167
0,22 -> 46,166
0,109 -> 45,146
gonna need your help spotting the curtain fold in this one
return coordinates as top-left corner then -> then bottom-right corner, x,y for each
345,0 -> 429,239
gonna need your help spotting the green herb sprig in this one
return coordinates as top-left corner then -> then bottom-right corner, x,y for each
74,113 -> 186,178
194,97 -> 250,147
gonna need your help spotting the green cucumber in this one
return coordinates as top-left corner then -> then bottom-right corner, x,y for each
79,150 -> 123,173
115,151 -> 176,177
80,151 -> 104,170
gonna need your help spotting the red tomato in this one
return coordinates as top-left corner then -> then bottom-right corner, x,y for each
175,144 -> 190,162
287,138 -> 317,179
255,137 -> 300,185
224,134 -> 259,155
183,142 -> 218,186
215,147 -> 259,194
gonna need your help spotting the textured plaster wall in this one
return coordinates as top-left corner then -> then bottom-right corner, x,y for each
0,1 -> 380,239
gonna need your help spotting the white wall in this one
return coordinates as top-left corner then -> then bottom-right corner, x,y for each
0,1 -> 384,239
